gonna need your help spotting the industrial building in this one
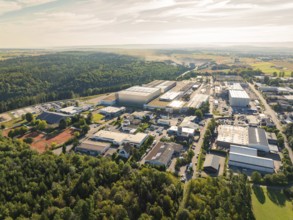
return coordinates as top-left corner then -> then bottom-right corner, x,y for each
59,106 -> 82,115
228,145 -> 274,173
185,94 -> 209,109
203,154 -> 220,173
98,94 -> 117,106
37,111 -> 69,124
144,80 -> 176,93
144,142 -> 183,167
159,91 -> 182,101
92,130 -> 148,148
180,116 -> 200,130
216,125 -> 270,153
99,106 -> 125,117
75,140 -> 111,156
117,86 -> 161,107
229,90 -> 250,107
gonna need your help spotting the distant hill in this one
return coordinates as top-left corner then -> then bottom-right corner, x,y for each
0,51 -> 188,113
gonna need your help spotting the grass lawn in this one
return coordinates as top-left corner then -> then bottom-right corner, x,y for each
0,118 -> 26,129
251,62 -> 291,77
92,113 -> 104,123
251,185 -> 293,220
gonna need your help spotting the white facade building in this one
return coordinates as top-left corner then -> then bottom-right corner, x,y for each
117,86 -> 161,107
229,145 -> 274,173
229,90 -> 250,107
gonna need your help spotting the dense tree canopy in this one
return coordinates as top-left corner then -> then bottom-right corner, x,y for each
0,135 -> 182,219
0,52 -> 188,113
181,175 -> 255,220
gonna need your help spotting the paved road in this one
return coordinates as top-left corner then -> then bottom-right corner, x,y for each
249,83 -> 293,163
176,67 -> 197,80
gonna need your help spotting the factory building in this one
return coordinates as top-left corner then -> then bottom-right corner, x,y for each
216,125 -> 270,153
75,140 -> 111,156
144,142 -> 183,168
117,86 -> 161,107
229,90 -> 250,107
228,145 -> 274,173
99,106 -> 125,117
92,130 -> 148,148
185,94 -> 209,109
144,80 -> 176,93
159,91 -> 182,101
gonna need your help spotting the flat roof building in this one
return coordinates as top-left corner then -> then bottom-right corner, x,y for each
185,94 -> 209,109
216,125 -> 270,152
99,106 -> 125,117
228,145 -> 274,173
59,106 -> 81,115
117,86 -> 161,107
159,91 -> 182,101
92,130 -> 148,148
75,140 -> 111,156
229,90 -> 250,107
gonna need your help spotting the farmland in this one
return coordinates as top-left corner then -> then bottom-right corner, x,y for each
251,185 -> 293,220
251,62 -> 292,76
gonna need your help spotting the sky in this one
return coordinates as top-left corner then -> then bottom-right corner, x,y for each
0,0 -> 293,48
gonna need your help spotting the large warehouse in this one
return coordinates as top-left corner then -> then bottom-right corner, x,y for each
216,125 -> 270,152
92,130 -> 148,148
117,86 -> 161,107
144,80 -> 176,93
228,145 -> 274,173
229,90 -> 250,107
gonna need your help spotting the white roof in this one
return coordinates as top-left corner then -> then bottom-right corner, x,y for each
186,94 -> 209,108
229,152 -> 274,169
230,145 -> 257,156
119,86 -> 160,96
217,125 -> 249,146
229,90 -> 250,99
160,91 -> 182,101
60,106 -> 80,114
168,100 -> 186,108
228,83 -> 243,90
100,106 -> 125,114
94,130 -> 148,144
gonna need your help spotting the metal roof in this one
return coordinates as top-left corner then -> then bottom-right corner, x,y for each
186,94 -> 209,108
37,111 -> 68,124
203,154 -> 220,170
248,127 -> 269,147
159,91 -> 182,101
229,152 -> 274,169
230,145 -> 257,156
229,90 -> 250,99
119,86 -> 160,96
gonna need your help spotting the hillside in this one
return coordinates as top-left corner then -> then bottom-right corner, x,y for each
0,133 -> 258,219
0,52 -> 188,113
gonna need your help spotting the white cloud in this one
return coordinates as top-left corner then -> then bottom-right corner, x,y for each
0,0 -> 293,47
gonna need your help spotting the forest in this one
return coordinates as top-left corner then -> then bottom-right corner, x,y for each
0,52 -> 188,113
0,133 -> 256,220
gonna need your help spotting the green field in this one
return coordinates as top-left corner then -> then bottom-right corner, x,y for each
92,113 -> 104,123
251,185 -> 293,220
251,62 -> 291,77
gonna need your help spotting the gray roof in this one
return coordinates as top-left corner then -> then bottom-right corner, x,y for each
230,145 -> 257,156
145,142 -> 182,166
203,154 -> 220,170
248,127 -> 269,147
229,152 -> 274,169
37,111 -> 69,124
